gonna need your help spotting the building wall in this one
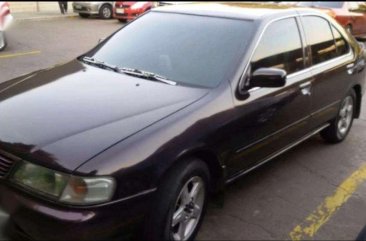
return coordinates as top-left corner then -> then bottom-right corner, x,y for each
9,2 -> 73,13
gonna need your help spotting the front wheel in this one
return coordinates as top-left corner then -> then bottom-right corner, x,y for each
99,4 -> 112,19
321,89 -> 356,143
0,31 -> 7,51
143,159 -> 210,241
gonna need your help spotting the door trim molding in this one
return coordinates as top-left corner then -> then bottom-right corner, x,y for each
226,123 -> 330,184
235,115 -> 309,154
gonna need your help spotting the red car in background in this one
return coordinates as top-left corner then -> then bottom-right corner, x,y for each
298,1 -> 366,37
0,1 -> 13,51
113,1 -> 154,23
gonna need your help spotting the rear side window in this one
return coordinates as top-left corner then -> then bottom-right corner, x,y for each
302,16 -> 338,65
331,25 -> 350,56
251,18 -> 304,75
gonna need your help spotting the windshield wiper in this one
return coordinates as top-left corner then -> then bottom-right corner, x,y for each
80,58 -> 177,86
81,56 -> 120,73
119,67 -> 177,86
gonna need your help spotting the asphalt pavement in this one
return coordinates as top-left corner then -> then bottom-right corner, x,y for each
1,17 -> 366,241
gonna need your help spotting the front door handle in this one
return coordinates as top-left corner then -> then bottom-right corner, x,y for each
347,63 -> 355,75
300,81 -> 312,96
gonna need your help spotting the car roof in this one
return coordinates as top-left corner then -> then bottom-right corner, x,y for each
152,3 -> 302,21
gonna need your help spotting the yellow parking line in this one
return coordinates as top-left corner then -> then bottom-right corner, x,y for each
289,164 -> 366,241
0,50 -> 41,59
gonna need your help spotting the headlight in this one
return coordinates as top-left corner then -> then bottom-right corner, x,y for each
60,176 -> 115,205
12,161 -> 68,197
11,161 -> 115,205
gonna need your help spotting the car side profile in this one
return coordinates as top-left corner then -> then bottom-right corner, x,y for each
0,3 -> 365,241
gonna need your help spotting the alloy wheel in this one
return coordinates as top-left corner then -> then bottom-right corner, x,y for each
102,7 -> 111,19
338,96 -> 354,137
171,176 -> 205,241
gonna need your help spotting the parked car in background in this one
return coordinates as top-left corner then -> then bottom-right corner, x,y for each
0,1 -> 12,51
298,1 -> 366,36
73,2 -> 114,19
0,3 -> 365,241
113,1 -> 154,22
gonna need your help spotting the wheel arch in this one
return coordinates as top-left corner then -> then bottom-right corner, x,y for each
99,2 -> 113,10
158,147 -> 226,194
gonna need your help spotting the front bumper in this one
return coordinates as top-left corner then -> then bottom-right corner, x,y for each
0,182 -> 154,240
113,8 -> 142,20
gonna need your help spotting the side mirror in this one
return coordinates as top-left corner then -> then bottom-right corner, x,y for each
249,67 -> 287,88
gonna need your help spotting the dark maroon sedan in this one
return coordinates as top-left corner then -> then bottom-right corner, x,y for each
0,3 -> 365,241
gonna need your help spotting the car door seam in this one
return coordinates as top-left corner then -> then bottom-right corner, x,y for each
235,115 -> 310,154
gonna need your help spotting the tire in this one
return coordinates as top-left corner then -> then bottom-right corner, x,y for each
78,13 -> 90,18
143,158 -> 210,241
321,89 -> 356,143
99,4 -> 112,19
118,19 -> 127,23
0,31 -> 7,51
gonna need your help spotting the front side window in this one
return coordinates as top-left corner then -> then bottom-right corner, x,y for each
251,18 -> 304,75
85,12 -> 254,88
302,16 -> 338,65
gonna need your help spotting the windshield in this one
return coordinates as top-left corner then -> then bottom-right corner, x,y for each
84,12 -> 254,88
298,2 -> 344,8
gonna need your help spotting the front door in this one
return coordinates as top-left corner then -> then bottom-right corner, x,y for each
226,17 -> 313,179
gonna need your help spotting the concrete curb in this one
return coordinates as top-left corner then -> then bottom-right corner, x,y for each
14,14 -> 78,22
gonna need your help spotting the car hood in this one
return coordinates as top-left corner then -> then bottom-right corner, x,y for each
0,60 -> 208,172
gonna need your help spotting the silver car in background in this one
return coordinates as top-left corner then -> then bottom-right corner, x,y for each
72,2 -> 114,19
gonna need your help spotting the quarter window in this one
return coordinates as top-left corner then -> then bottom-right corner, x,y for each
302,16 -> 338,65
331,25 -> 349,57
251,18 -> 304,75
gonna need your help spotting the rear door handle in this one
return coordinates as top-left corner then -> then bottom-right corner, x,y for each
300,81 -> 312,96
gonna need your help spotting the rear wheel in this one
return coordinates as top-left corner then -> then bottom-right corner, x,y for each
0,31 -> 7,51
321,89 -> 356,143
99,4 -> 112,19
143,159 -> 210,241
78,13 -> 90,18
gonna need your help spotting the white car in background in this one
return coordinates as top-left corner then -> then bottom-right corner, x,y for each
0,1 -> 13,51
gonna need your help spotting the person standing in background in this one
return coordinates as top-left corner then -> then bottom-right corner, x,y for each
58,1 -> 68,14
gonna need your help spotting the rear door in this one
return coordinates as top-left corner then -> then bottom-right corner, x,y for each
300,15 -> 354,129
227,17 -> 313,179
